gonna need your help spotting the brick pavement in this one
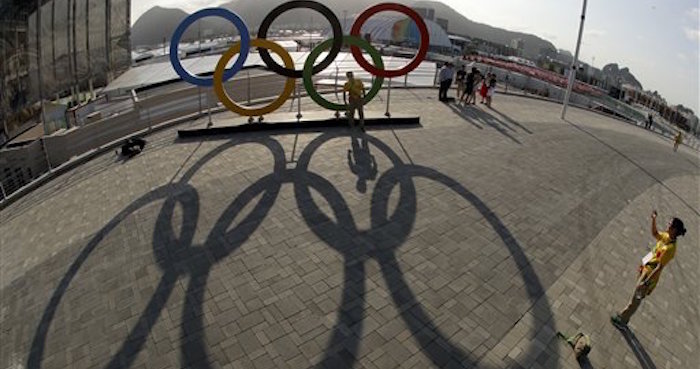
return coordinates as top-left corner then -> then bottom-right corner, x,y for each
1,90 -> 698,369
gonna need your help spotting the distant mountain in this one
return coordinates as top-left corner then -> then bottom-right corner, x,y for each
602,63 -> 643,90
131,7 -> 190,47
409,1 -> 555,59
131,6 -> 245,47
131,0 -> 555,59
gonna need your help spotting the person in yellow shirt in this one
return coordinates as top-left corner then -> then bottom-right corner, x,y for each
343,71 -> 366,131
673,131 -> 683,152
611,211 -> 687,327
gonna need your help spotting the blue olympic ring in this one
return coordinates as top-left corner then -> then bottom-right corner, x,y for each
169,8 -> 251,87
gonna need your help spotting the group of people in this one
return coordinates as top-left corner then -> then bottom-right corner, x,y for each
460,67 -> 498,107
346,68 -> 685,155
439,64 -> 498,107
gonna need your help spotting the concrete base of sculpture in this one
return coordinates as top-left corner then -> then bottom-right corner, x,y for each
177,111 -> 420,138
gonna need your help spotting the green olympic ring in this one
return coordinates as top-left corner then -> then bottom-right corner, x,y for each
303,35 -> 385,111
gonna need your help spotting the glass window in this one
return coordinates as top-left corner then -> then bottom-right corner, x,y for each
110,0 -> 130,76
88,0 -> 106,77
27,12 -> 39,101
53,0 -> 71,93
74,0 -> 88,82
41,2 -> 56,93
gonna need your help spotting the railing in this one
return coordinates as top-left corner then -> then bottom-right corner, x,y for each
1,60 -> 697,207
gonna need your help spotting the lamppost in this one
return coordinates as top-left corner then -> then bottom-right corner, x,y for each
561,0 -> 588,120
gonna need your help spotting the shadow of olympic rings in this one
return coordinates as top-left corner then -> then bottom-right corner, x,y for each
27,131 -> 558,369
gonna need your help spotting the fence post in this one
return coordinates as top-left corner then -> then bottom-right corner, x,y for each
404,73 -> 408,87
41,137 -> 53,173
385,78 -> 392,118
296,81 -> 302,120
247,70 -> 251,105
198,86 -> 202,115
334,67 -> 339,99
207,91 -> 213,127
0,181 -> 6,201
247,70 -> 254,123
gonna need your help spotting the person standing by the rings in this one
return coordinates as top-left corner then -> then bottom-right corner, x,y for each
344,71 -> 366,131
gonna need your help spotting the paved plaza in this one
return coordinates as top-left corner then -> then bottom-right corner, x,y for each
1,90 -> 698,369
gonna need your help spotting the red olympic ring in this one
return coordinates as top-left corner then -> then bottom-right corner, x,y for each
350,3 -> 430,78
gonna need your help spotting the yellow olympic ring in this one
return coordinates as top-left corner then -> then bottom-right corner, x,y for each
213,39 -> 296,117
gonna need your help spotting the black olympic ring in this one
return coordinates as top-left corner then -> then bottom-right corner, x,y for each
257,0 -> 344,79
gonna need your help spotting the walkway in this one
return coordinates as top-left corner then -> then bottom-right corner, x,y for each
1,90 -> 698,369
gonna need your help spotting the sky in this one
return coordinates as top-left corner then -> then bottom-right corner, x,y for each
131,0 -> 700,112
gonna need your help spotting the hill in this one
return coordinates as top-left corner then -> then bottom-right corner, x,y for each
601,63 -> 644,90
131,7 -> 190,47
409,1 -> 555,58
131,0 -> 555,59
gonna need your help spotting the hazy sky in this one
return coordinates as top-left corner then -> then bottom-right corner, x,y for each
132,0 -> 700,112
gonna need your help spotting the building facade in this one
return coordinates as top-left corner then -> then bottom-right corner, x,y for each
1,0 -> 131,197
1,0 -> 131,141
412,7 -> 435,21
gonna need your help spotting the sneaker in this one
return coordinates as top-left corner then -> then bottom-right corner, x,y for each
610,314 -> 627,329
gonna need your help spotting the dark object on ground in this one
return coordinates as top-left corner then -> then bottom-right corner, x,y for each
557,331 -> 591,361
119,137 -> 146,157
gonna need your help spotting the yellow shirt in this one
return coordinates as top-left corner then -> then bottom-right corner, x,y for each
642,231 -> 676,293
343,79 -> 365,99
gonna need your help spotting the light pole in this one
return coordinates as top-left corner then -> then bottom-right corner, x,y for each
561,0 -> 588,120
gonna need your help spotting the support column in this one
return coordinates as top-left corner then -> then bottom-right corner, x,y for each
105,0 -> 112,83
561,0 -> 588,120
37,0 -> 47,130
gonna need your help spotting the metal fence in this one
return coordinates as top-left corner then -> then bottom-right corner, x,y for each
1,57 -> 697,207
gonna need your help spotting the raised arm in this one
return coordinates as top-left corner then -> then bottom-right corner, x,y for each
651,211 -> 660,240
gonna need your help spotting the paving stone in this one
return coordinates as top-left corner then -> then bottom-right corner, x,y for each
1,90 -> 697,369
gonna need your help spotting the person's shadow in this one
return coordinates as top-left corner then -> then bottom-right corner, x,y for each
347,133 -> 378,193
615,325 -> 658,369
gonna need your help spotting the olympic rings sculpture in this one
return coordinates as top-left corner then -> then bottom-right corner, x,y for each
169,1 -> 430,117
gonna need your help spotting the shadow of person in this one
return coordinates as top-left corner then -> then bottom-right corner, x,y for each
578,356 -> 597,369
347,133 -> 378,193
446,102 -> 484,129
489,107 -> 534,134
616,326 -> 658,369
447,102 -> 522,144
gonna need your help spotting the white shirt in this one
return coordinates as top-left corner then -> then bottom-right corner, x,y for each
439,66 -> 454,82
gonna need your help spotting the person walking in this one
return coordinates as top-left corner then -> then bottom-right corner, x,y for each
611,211 -> 687,328
467,70 -> 483,105
673,131 -> 683,152
486,73 -> 497,107
343,71 -> 366,131
479,73 -> 489,104
455,65 -> 467,100
438,62 -> 455,102
460,67 -> 477,105
646,113 -> 654,130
